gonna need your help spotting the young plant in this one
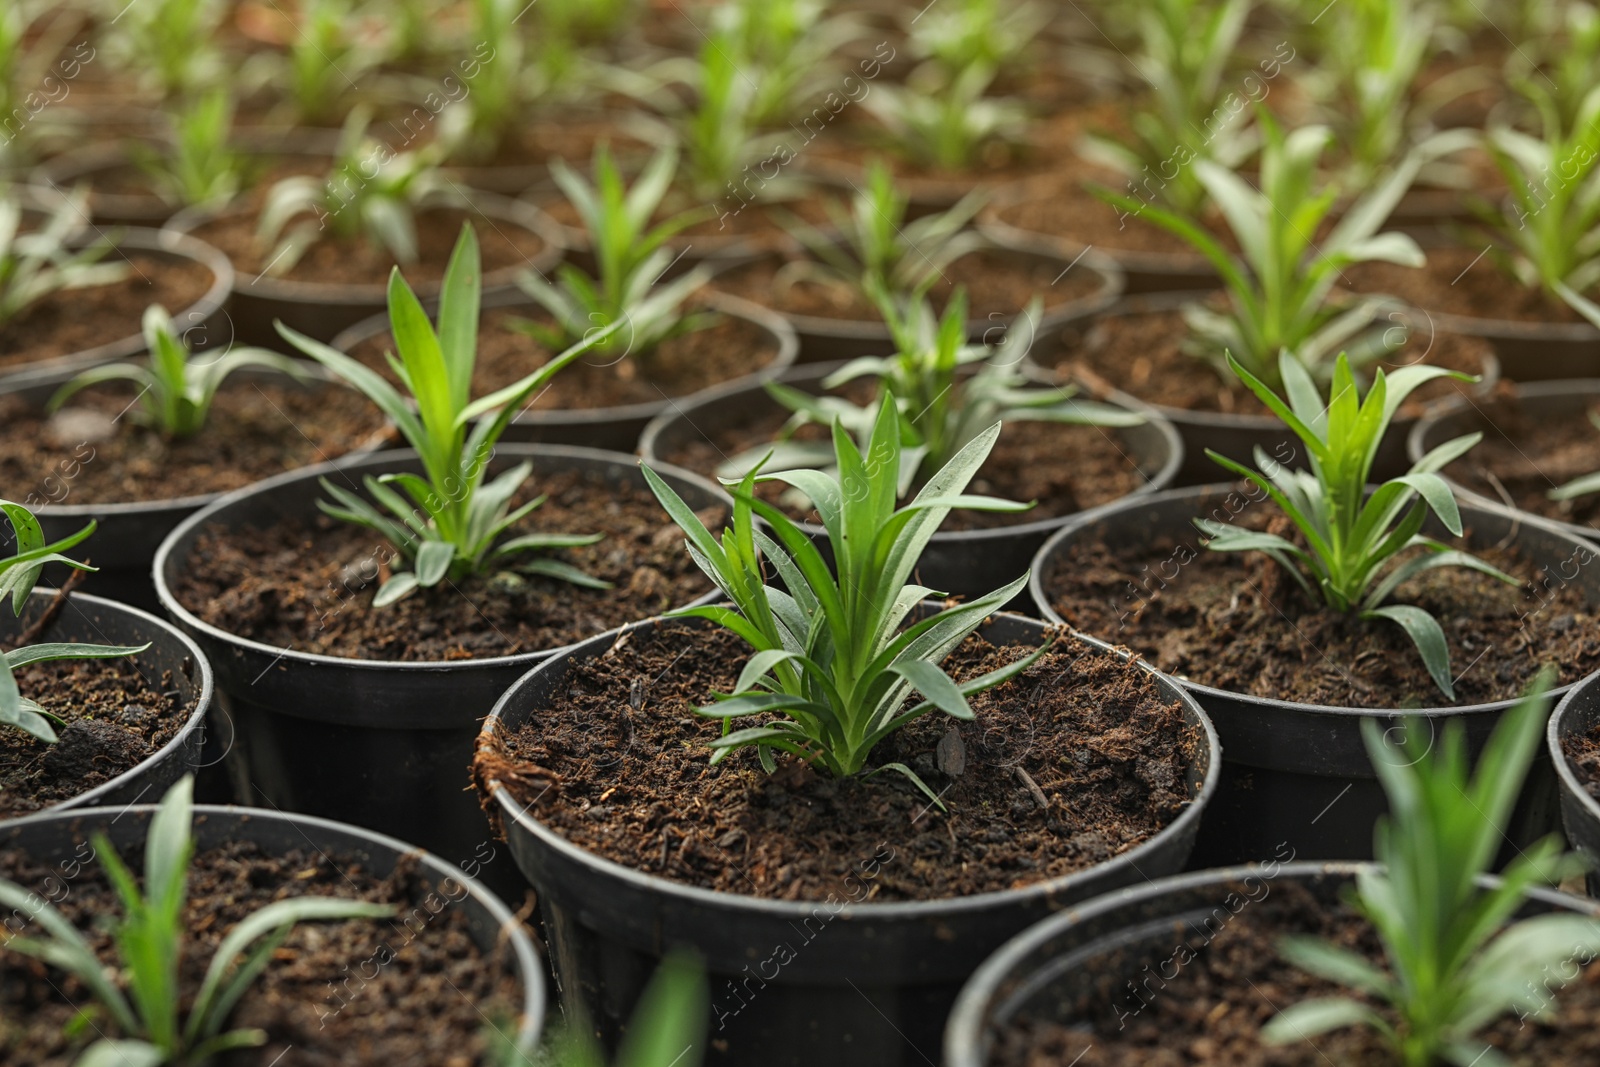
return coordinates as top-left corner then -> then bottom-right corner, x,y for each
1262,673 -> 1600,1066
1504,2 -> 1600,140
905,0 -> 1047,76
533,0 -> 638,46
1296,0 -> 1448,186
1078,0 -> 1256,218
625,36 -> 786,204
1199,350 -> 1518,700
1479,83 -> 1600,308
645,394 -> 1048,799
109,0 -> 224,98
1,501 -> 149,742
277,0 -> 382,127
725,288 -> 1142,493
708,0 -> 868,126
1098,116 -> 1437,390
277,225 -> 623,606
860,62 -> 1029,172
47,305 -> 310,441
514,146 -> 715,361
777,159 -> 987,303
256,115 -> 451,277
0,188 -> 127,328
132,89 -> 252,209
0,777 -> 393,1063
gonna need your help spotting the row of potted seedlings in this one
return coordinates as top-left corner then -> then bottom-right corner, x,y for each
9,2 -> 1600,1066
8,209 -> 1600,1063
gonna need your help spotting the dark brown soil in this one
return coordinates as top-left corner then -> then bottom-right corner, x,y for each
1042,506 -> 1600,708
989,155 -> 1207,257
992,878 -> 1600,1066
170,468 -> 721,661
1563,720 -> 1600,804
0,841 -> 525,1066
656,383 -> 1149,532
1435,388 -> 1600,528
345,302 -> 781,411
710,246 -> 1105,323
0,378 -> 385,505
444,114 -> 639,170
1341,243 -> 1589,324
538,186 -> 832,247
0,255 -> 215,369
476,621 -> 1203,902
1046,306 -> 1494,417
188,206 -> 547,286
0,654 -> 190,818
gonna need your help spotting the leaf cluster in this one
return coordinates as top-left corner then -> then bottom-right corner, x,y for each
647,395 -> 1047,801
0,778 -> 392,1066
0,188 -> 128,328
1200,351 -> 1517,699
1263,674 -> 1600,1067
278,225 -> 621,606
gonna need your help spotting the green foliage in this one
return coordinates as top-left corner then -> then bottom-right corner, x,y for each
1097,116 -> 1435,389
0,778 -> 392,1064
724,288 -> 1141,491
1078,0 -> 1255,217
492,951 -> 708,1067
133,90 -> 251,210
1200,351 -> 1517,699
0,188 -> 128,327
533,0 -> 638,46
778,159 -> 986,303
48,305 -> 309,441
111,0 -> 224,98
1,501 -> 149,742
1480,82 -> 1600,305
1263,674 -> 1600,1066
1504,2 -> 1600,139
515,146 -> 714,360
279,0 -> 381,126
905,0 -> 1046,76
278,225 -> 622,606
859,62 -> 1029,172
646,395 -> 1046,800
709,0 -> 867,126
256,114 -> 450,277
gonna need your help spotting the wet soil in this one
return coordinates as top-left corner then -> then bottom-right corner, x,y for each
992,878 -> 1600,1066
0,377 -> 385,505
0,654 -> 190,818
1042,506 -> 1600,708
0,255 -> 215,369
345,303 -> 781,411
0,841 -> 525,1066
476,621 -> 1203,901
170,468 -> 722,661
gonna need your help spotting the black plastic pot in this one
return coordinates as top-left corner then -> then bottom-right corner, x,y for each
979,189 -> 1219,296
151,444 -> 728,881
3,364 -> 387,612
476,610 -> 1220,1067
0,588 -> 212,825
0,228 -> 233,389
30,127 -> 343,227
0,801 -> 544,1056
1030,484 -> 1600,867
162,192 -> 564,347
330,289 -> 799,452
711,241 -> 1124,364
943,862 -> 1600,1066
638,360 -> 1182,603
1407,379 -> 1600,545
1550,670 -> 1600,896
1039,292 -> 1501,485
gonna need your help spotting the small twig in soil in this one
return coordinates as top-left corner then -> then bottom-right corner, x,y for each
1014,765 -> 1050,810
15,567 -> 88,646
